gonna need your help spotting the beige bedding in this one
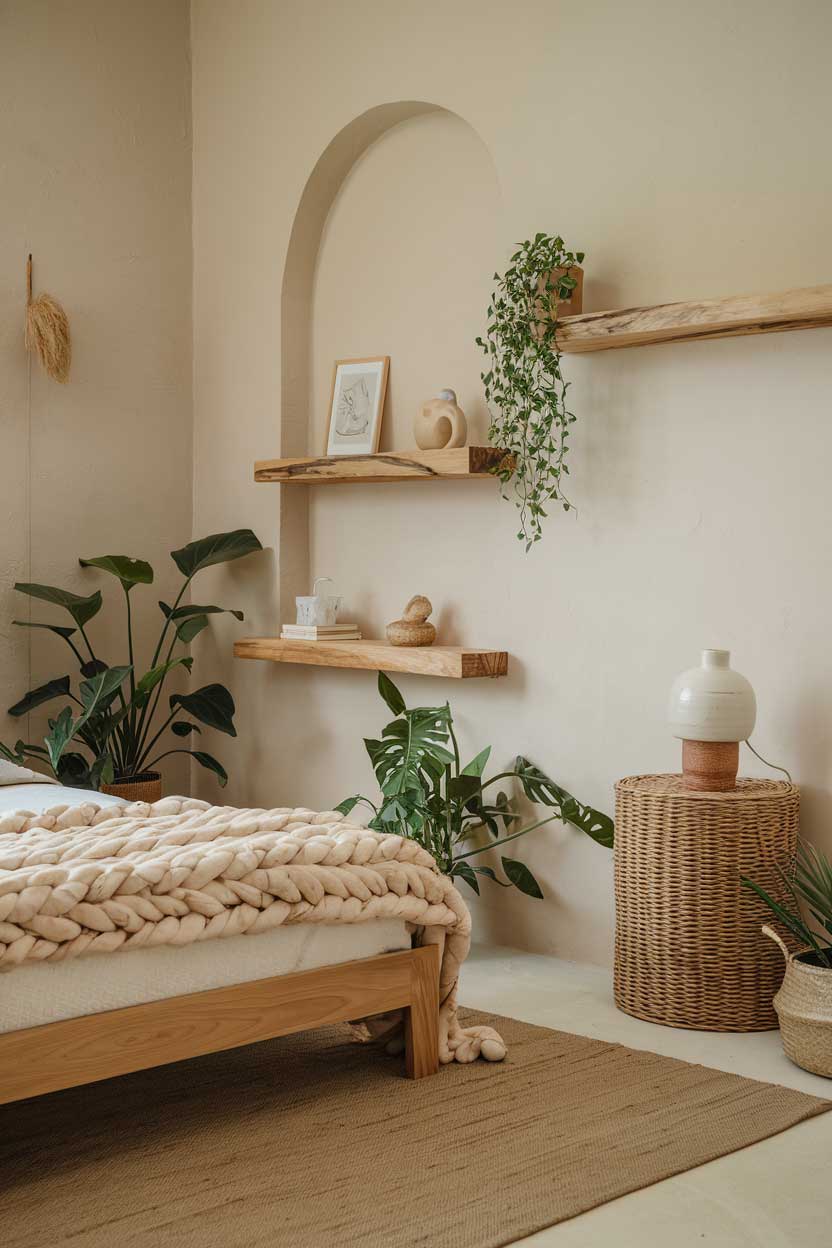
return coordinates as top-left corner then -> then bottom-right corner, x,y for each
0,796 -> 505,1063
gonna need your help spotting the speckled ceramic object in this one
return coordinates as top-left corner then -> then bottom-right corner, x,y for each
414,390 -> 467,450
386,595 -> 436,646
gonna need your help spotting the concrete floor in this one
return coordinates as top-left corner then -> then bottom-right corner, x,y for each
460,946 -> 832,1247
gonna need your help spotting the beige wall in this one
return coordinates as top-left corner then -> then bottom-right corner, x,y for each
0,0 -> 193,790
192,0 -> 832,965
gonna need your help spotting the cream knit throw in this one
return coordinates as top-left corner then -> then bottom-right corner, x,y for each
0,797 -> 505,1065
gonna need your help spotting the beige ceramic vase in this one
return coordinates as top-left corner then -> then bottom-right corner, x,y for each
414,390 -> 467,450
765,925 -> 832,1077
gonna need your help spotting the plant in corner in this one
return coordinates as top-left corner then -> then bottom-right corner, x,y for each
477,233 -> 584,550
742,841 -> 832,1077
336,673 -> 613,898
0,529 -> 263,791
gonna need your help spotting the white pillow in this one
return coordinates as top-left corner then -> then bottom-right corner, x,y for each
0,760 -> 58,787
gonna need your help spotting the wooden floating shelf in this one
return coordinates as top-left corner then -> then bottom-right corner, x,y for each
234,637 -> 508,679
254,446 -> 512,485
556,283 -> 832,354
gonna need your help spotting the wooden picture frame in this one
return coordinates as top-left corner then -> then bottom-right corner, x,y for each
0,945 -> 440,1106
325,356 -> 389,456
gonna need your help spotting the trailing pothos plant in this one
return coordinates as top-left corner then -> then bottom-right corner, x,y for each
0,529 -> 263,789
477,232 -> 584,550
336,673 -> 613,898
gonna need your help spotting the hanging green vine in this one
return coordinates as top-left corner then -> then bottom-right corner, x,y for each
477,233 -> 584,550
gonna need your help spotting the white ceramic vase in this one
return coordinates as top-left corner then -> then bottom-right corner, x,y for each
668,649 -> 757,743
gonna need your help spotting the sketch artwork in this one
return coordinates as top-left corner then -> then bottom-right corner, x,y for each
326,357 -> 389,456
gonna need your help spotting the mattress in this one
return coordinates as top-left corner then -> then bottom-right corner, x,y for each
0,782 -> 125,816
0,783 -> 411,1034
0,918 -> 412,1034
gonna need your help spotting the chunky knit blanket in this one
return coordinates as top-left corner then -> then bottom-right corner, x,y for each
0,797 -> 505,1064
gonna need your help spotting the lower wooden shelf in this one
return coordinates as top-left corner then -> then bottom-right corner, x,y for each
234,637 -> 508,679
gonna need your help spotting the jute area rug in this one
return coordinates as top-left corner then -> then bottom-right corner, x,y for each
2,1009 -> 828,1248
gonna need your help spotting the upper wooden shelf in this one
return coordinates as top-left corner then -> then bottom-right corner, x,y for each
555,283 -> 832,353
254,446 -> 512,484
234,637 -> 508,679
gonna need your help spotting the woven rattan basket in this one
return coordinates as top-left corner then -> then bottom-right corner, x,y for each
101,771 -> 162,804
765,926 -> 832,1077
614,775 -> 798,1032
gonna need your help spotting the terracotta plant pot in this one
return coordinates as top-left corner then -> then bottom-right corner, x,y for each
101,771 -> 162,804
765,926 -> 832,1078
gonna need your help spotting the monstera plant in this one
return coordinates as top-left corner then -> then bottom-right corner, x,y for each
337,673 -> 613,898
0,529 -> 262,790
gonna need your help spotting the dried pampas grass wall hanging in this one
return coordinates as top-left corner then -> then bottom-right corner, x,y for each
25,254 -> 71,382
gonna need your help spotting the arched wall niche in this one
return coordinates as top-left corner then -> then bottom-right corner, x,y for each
277,101 -> 500,613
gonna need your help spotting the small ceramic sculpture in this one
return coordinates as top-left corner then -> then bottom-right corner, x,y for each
414,389 -> 467,450
386,595 -> 437,647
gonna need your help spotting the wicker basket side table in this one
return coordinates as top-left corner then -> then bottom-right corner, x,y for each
614,775 -> 798,1032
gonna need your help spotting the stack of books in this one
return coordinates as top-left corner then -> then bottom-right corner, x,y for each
280,622 -> 362,641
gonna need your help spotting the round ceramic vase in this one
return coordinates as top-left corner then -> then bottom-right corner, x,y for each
668,649 -> 757,743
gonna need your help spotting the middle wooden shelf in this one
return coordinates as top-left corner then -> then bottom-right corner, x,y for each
234,637 -> 509,679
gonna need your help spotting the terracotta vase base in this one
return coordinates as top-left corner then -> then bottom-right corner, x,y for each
681,740 -> 739,792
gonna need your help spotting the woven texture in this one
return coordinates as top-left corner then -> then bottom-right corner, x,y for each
100,774 -> 162,803
1,1009 -> 828,1248
767,928 -> 832,1077
614,775 -> 799,1031
0,797 -> 504,1064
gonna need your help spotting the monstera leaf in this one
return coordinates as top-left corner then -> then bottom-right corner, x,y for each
364,704 -> 453,799
515,756 -> 614,848
171,530 -> 262,579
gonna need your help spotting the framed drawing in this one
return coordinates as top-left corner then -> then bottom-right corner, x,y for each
325,357 -> 389,456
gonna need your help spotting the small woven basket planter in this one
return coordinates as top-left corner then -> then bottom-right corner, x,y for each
614,775 -> 798,1032
101,771 -> 162,804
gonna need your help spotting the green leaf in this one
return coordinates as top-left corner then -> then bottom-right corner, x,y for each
453,862 -> 480,895
472,865 -> 511,887
335,795 -> 362,816
134,657 -> 193,704
171,530 -> 262,578
12,620 -> 77,640
56,751 -> 92,787
89,753 -> 115,789
171,720 -> 200,737
168,603 -> 245,622
14,583 -> 102,628
462,746 -> 491,777
515,756 -> 614,848
44,707 -> 75,773
365,705 -> 452,799
176,614 -> 209,643
79,666 -> 131,712
377,671 -> 406,715
190,751 -> 228,786
502,856 -> 544,898
79,555 -> 154,590
170,684 -> 236,736
8,677 -> 71,718
448,773 -> 482,804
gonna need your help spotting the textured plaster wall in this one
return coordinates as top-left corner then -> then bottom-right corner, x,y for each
0,0 -> 193,790
191,0 -> 832,964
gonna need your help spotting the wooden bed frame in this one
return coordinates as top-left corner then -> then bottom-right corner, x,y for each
0,944 -> 440,1106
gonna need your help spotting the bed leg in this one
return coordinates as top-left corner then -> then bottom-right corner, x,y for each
404,944 -> 440,1079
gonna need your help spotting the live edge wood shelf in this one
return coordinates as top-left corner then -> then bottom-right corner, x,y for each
555,283 -> 832,353
234,637 -> 508,679
254,446 -> 511,484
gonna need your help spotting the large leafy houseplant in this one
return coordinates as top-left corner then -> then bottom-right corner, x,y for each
477,233 -> 584,550
743,841 -> 832,968
1,530 -> 262,789
337,673 -> 613,897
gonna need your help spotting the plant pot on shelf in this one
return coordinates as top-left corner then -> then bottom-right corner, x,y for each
765,926 -> 832,1078
101,771 -> 162,804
